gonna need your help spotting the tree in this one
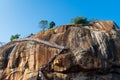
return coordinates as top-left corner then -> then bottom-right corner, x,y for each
49,21 -> 55,29
39,20 -> 48,31
10,34 -> 20,41
71,16 -> 89,25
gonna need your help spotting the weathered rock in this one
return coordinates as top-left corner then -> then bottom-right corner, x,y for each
0,21 -> 120,80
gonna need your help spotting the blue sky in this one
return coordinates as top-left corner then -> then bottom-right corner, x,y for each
0,0 -> 120,42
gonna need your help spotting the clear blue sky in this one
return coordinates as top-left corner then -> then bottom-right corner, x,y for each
0,0 -> 120,42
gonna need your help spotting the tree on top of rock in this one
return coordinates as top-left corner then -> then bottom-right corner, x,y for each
71,16 -> 89,25
49,21 -> 55,29
10,34 -> 20,41
39,20 -> 48,31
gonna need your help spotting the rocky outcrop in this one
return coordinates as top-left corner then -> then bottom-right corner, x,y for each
0,21 -> 120,80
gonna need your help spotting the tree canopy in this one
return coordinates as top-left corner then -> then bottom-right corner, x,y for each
10,34 -> 20,41
71,16 -> 89,25
49,21 -> 55,29
39,20 -> 48,31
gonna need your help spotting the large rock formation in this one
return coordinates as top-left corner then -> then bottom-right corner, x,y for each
0,21 -> 120,80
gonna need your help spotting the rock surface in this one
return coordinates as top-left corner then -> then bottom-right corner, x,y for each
0,21 -> 120,80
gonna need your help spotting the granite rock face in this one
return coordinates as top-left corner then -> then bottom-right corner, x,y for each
0,21 -> 120,80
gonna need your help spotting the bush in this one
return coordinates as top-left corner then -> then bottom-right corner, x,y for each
71,16 -> 89,25
10,34 -> 20,41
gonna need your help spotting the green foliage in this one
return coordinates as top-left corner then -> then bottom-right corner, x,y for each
10,34 -> 20,41
39,20 -> 48,31
71,16 -> 89,25
49,21 -> 55,29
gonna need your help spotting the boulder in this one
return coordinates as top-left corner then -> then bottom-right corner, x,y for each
0,21 -> 120,80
